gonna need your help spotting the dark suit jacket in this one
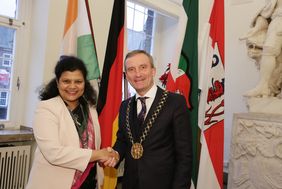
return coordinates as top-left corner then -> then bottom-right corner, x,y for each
113,87 -> 192,189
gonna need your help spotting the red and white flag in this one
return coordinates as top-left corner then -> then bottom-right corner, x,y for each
159,6 -> 192,108
197,0 -> 224,188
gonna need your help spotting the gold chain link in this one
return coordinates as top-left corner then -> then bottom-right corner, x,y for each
125,91 -> 168,145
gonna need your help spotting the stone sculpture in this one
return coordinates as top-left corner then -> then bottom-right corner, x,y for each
240,0 -> 282,98
228,113 -> 282,189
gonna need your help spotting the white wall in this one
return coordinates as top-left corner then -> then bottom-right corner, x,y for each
23,0 -> 267,170
91,0 -> 114,70
23,0 -> 67,127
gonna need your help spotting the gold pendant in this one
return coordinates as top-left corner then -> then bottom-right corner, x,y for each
131,143 -> 143,159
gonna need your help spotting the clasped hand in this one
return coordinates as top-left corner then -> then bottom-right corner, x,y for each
97,147 -> 119,168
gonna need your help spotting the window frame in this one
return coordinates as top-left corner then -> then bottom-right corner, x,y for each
0,0 -> 32,127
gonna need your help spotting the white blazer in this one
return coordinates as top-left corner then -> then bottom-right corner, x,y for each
26,96 -> 104,189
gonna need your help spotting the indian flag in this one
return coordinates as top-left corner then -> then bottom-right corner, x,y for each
62,0 -> 100,80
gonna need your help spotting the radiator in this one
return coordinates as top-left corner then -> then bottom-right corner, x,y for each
0,145 -> 31,189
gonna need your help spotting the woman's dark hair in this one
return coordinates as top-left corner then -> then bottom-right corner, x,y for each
39,56 -> 97,106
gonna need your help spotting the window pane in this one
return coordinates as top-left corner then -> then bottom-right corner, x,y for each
144,14 -> 154,35
125,1 -> 155,99
127,7 -> 134,30
0,25 -> 15,120
127,1 -> 134,8
127,29 -> 145,50
133,11 -> 145,31
0,0 -> 17,18
143,36 -> 152,53
135,4 -> 145,13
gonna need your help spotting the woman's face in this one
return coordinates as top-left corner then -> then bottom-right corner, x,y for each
57,70 -> 85,110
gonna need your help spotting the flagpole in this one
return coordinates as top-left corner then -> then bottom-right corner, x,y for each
85,0 -> 100,78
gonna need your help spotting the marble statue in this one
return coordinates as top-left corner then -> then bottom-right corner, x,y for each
240,0 -> 282,97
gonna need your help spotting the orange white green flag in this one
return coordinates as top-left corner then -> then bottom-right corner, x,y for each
62,0 -> 100,80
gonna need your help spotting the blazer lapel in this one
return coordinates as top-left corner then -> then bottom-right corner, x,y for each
56,96 -> 80,147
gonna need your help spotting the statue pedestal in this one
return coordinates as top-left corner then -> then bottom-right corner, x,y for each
246,97 -> 282,114
228,113 -> 282,189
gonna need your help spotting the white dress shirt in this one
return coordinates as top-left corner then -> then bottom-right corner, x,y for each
136,85 -> 157,119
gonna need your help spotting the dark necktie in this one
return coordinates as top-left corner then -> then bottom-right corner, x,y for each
137,97 -> 148,123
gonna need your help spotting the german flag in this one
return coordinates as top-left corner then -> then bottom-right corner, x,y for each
97,0 -> 125,188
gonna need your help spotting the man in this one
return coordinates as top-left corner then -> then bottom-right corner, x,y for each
113,50 -> 192,189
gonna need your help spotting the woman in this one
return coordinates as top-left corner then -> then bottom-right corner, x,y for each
26,56 -> 116,189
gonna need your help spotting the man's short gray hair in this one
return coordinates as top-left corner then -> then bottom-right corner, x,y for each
124,50 -> 155,70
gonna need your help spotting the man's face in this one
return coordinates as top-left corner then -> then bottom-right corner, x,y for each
125,53 -> 156,96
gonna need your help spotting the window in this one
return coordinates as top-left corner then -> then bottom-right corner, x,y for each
0,0 -> 30,124
127,1 -> 155,53
0,0 -> 17,18
2,53 -> 12,67
123,1 -> 184,101
124,1 -> 156,99
0,91 -> 8,108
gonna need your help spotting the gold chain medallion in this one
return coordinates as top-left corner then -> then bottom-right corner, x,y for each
131,143 -> 143,159
126,91 -> 168,159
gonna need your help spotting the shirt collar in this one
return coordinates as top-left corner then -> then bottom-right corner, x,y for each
136,85 -> 157,100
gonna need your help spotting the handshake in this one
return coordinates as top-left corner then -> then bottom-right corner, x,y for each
90,147 -> 120,168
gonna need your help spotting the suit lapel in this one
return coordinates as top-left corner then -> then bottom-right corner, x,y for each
128,96 -> 139,139
143,87 -> 164,125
